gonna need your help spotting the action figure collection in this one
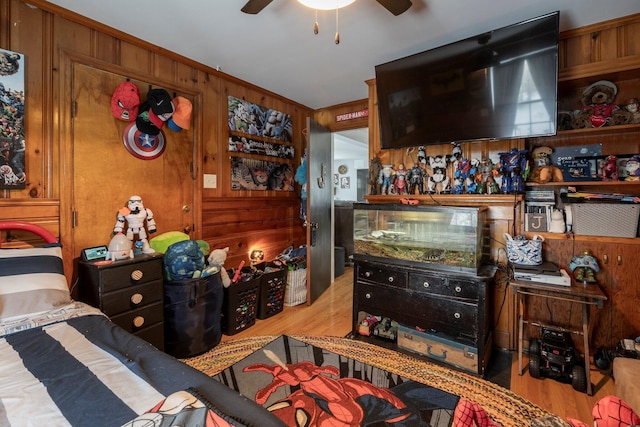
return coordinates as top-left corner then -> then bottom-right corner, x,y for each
369,143 -> 528,196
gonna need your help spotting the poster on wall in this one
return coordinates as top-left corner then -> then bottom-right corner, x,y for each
230,156 -> 294,191
228,135 -> 294,159
0,48 -> 26,189
228,96 -> 293,142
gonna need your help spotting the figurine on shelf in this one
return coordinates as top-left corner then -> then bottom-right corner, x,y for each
497,148 -> 528,193
569,249 -> 600,284
394,163 -> 408,195
452,157 -> 471,194
368,156 -> 383,195
623,97 -> 640,124
426,154 -> 452,194
378,164 -> 396,195
599,155 -> 619,181
625,154 -> 640,181
406,163 -> 427,195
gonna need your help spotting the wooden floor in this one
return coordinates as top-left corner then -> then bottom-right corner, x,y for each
222,266 -> 615,424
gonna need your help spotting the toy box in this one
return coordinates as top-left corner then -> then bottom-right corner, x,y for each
221,268 -> 260,335
255,262 -> 286,319
397,324 -> 478,374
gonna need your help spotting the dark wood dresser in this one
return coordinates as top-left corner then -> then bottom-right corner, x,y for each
353,257 -> 495,376
78,253 -> 164,350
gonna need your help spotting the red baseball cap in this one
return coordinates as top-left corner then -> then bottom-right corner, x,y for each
111,82 -> 140,122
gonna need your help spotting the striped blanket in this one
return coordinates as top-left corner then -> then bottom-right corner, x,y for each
0,311 -> 283,427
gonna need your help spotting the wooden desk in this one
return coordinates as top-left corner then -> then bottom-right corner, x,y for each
511,279 -> 607,395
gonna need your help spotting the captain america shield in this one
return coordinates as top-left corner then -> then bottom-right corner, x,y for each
122,122 -> 166,160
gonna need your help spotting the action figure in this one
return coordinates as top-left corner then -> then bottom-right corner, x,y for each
368,157 -> 383,195
394,163 -> 408,195
113,195 -> 157,254
569,249 -> 600,284
452,157 -> 472,194
378,164 -> 396,195
407,163 -> 427,195
497,148 -> 528,193
426,155 -> 452,194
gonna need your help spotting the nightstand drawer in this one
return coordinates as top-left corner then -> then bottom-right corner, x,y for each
408,272 -> 480,300
100,280 -> 163,316
110,302 -> 163,333
100,258 -> 163,292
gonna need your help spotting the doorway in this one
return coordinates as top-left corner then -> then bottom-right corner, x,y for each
332,128 -> 368,269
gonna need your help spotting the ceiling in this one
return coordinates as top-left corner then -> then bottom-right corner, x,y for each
44,0 -> 639,110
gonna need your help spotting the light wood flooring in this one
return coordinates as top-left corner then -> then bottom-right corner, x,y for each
222,266 -> 615,423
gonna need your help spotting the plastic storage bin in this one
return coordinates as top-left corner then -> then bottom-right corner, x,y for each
255,262 -> 286,320
222,268 -> 260,335
163,272 -> 223,358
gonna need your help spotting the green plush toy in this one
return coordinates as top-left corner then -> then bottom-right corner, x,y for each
149,231 -> 190,254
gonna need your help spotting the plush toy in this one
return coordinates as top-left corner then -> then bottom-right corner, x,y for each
567,395 -> 640,427
599,155 -> 619,181
572,80 -> 631,128
207,247 -> 231,288
526,146 -> 564,184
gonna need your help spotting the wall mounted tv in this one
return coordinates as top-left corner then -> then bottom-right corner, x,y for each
375,11 -> 559,150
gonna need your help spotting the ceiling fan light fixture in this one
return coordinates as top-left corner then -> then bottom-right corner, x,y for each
297,0 -> 356,10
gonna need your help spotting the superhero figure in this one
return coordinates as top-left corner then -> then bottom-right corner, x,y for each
497,148 -> 528,193
394,163 -> 408,195
378,164 -> 396,195
113,195 -> 157,254
406,163 -> 427,195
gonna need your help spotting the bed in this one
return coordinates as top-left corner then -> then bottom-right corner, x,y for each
0,221 -> 285,427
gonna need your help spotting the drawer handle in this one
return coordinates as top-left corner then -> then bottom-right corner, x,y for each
423,281 -> 430,288
130,293 -> 143,305
133,316 -> 145,328
130,269 -> 144,281
364,271 -> 372,278
365,293 -> 372,299
455,286 -> 462,293
454,312 -> 461,319
387,276 -> 394,283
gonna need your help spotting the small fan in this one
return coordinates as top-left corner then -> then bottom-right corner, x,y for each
241,0 -> 412,16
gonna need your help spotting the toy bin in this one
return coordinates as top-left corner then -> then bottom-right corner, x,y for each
222,268 -> 260,335
255,262 -> 286,320
163,272 -> 223,358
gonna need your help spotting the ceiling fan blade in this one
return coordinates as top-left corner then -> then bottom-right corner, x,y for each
376,0 -> 412,16
241,0 -> 273,14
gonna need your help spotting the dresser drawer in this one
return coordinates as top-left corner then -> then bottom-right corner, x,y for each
408,272 -> 480,300
110,302 -> 163,334
409,293 -> 479,340
356,263 -> 407,288
100,257 -> 163,292
100,280 -> 163,316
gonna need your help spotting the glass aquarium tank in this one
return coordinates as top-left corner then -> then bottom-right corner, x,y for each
353,203 -> 489,273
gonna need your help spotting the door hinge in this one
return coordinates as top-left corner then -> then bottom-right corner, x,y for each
71,101 -> 77,118
72,210 -> 77,228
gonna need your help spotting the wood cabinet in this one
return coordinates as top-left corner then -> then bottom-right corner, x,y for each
78,254 -> 165,350
352,257 -> 495,376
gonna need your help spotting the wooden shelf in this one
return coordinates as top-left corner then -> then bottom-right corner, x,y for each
526,180 -> 640,188
365,194 -> 523,207
524,231 -> 640,245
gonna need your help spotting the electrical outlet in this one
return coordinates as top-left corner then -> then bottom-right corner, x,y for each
203,174 -> 217,189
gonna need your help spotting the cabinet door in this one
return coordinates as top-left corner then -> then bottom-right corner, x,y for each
544,239 -> 640,349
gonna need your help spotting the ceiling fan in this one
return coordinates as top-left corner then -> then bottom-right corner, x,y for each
241,0 -> 412,16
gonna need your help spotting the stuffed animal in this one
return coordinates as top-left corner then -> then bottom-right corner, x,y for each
526,146 -> 564,184
572,80 -> 631,128
207,247 -> 231,287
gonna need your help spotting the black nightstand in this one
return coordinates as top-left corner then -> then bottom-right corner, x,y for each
78,253 -> 165,350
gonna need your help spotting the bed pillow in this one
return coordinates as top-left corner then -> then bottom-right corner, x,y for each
0,245 -> 72,321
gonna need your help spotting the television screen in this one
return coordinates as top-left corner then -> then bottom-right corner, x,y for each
375,11 -> 559,149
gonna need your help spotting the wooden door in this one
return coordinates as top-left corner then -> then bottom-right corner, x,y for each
67,63 -> 195,273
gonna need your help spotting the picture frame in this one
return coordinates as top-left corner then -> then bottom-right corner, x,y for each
334,174 -> 338,186
340,177 -> 350,189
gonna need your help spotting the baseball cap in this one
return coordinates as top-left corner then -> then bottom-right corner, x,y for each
147,88 -> 174,117
111,82 -> 140,122
167,96 -> 193,132
135,101 -> 160,135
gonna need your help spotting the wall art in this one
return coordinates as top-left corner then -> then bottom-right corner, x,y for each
230,156 -> 294,191
228,134 -> 294,159
0,48 -> 26,189
228,96 -> 292,142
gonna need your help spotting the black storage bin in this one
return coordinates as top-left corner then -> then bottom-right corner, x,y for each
255,262 -> 286,320
163,272 -> 223,358
222,267 -> 260,335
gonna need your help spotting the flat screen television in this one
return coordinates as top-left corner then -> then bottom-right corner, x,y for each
375,11 -> 559,150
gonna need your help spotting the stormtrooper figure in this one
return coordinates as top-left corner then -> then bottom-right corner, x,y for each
426,155 -> 452,194
113,195 -> 157,254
